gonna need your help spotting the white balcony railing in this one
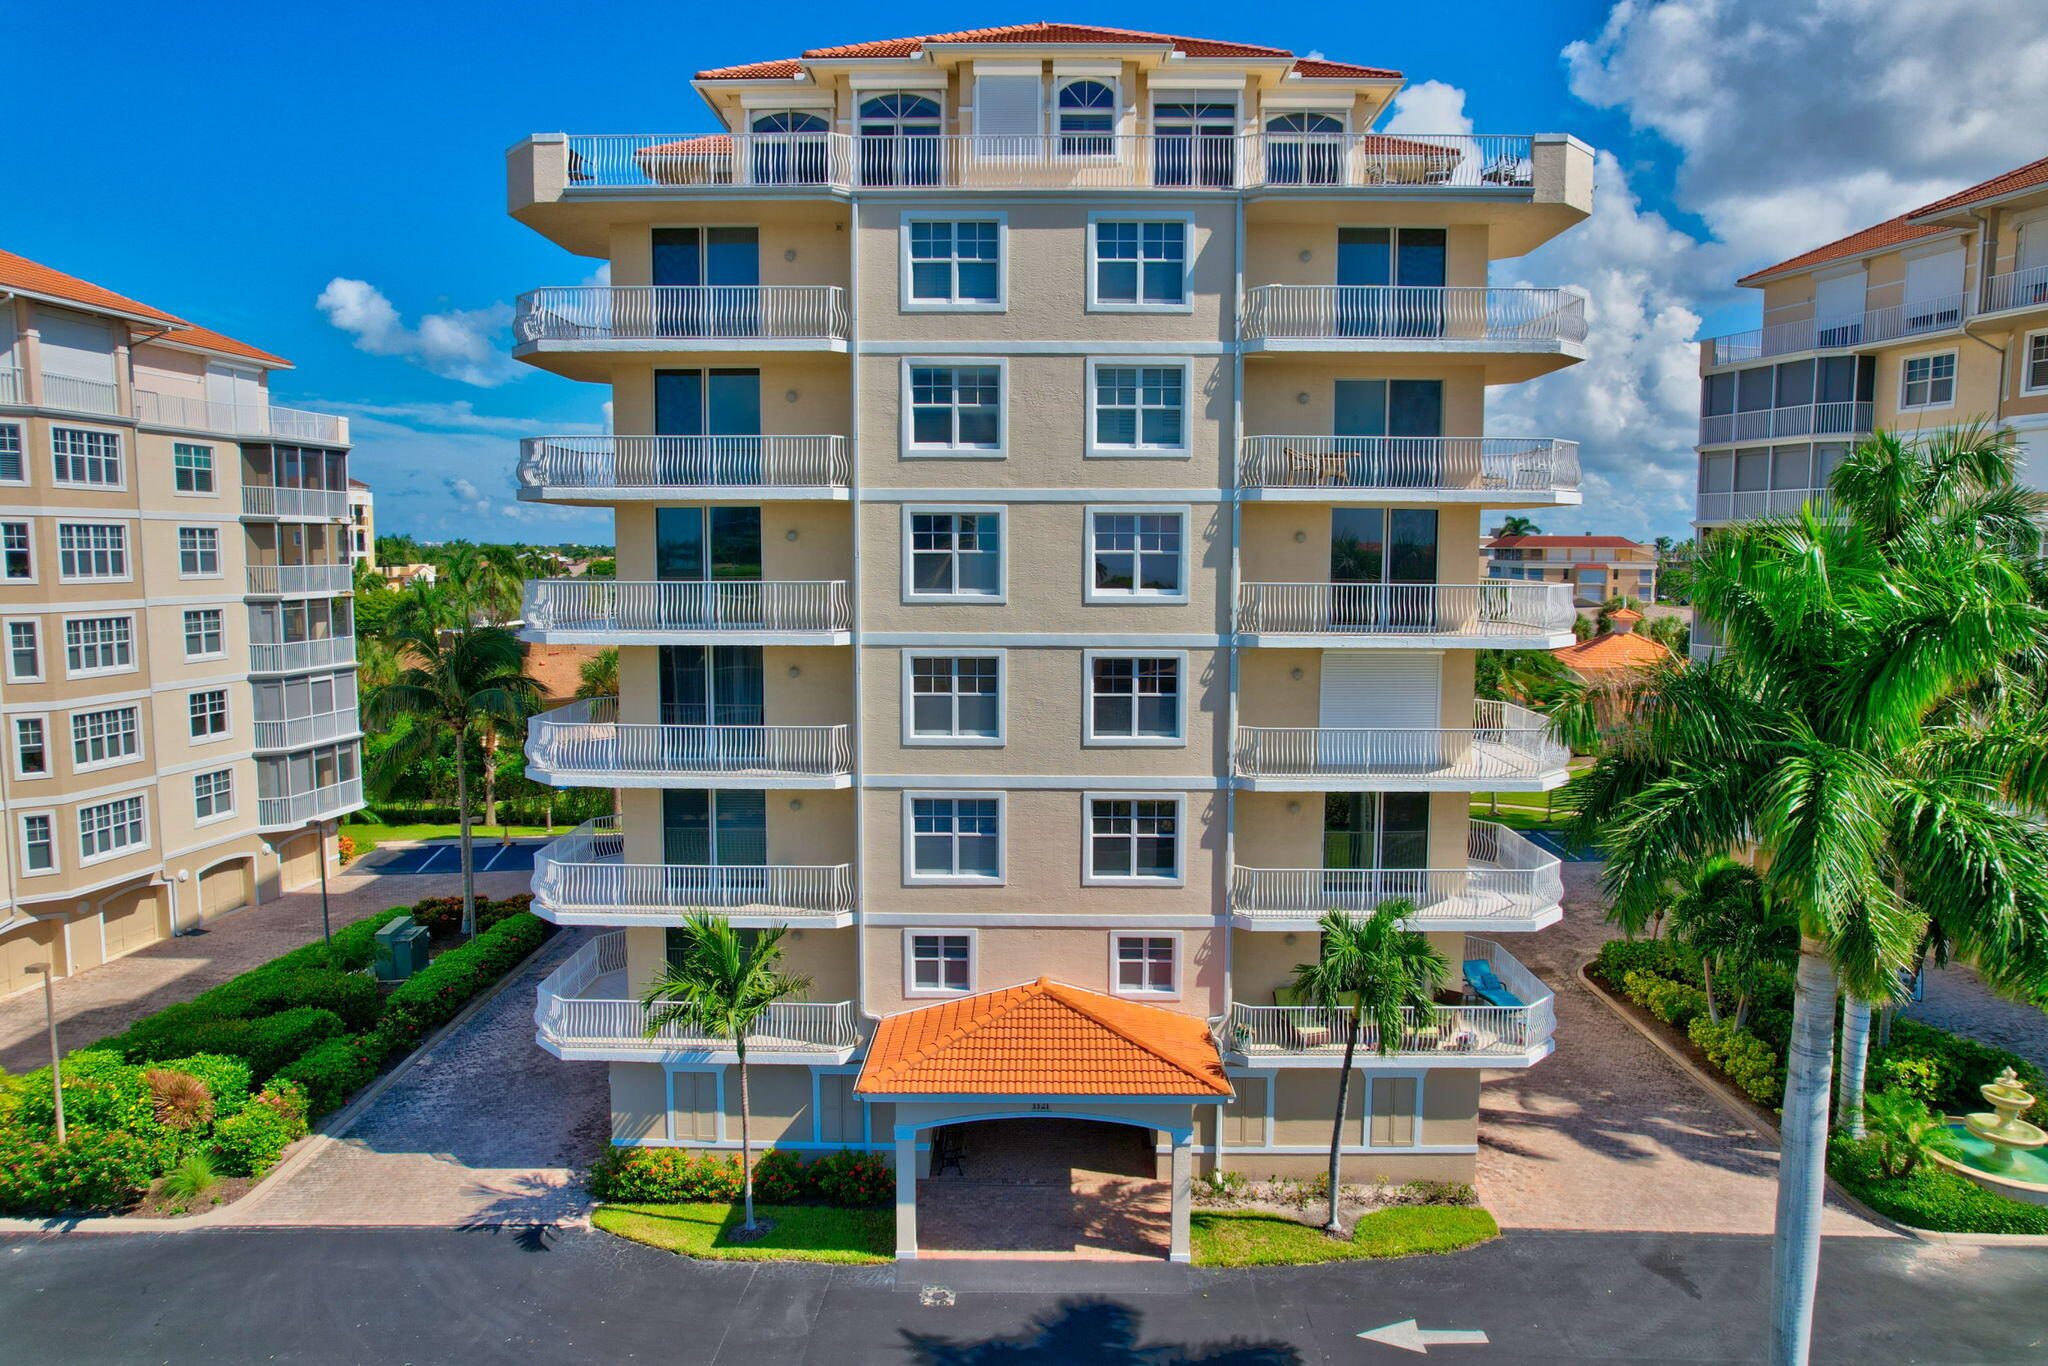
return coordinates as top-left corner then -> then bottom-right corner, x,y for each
1985,264 -> 2048,315
517,435 -> 849,494
40,373 -> 121,415
1697,402 -> 1874,445
1236,581 -> 1574,640
513,286 -> 849,344
0,367 -> 20,404
560,131 -> 1536,193
1695,488 -> 1833,523
256,776 -> 364,830
249,637 -> 357,673
1706,290 -> 1971,366
253,708 -> 360,751
525,698 -> 852,783
522,578 -> 850,636
132,389 -> 349,444
535,930 -> 859,1054
1231,821 -> 1562,927
532,816 -> 852,923
1240,286 -> 1587,345
1238,436 -> 1579,495
246,563 -> 353,596
241,484 -> 351,520
1234,701 -> 1568,786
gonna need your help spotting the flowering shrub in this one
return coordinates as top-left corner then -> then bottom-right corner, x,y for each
806,1151 -> 892,1207
380,913 -> 547,1045
585,1147 -> 891,1208
0,1127 -> 158,1214
750,1148 -> 809,1203
276,1033 -> 389,1114
13,1051 -> 157,1136
335,833 -> 358,866
409,893 -> 535,935
206,1083 -> 308,1178
157,1055 -> 251,1118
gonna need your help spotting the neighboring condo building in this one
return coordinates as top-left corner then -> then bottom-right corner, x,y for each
1694,154 -> 2048,654
0,250 -> 362,993
507,22 -> 1591,1261
1481,532 -> 1656,605
347,479 -> 375,567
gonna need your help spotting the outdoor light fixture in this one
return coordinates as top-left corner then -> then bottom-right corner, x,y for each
787,666 -> 801,677
1299,249 -> 1312,262
785,389 -> 799,403
784,248 -> 798,262
1293,529 -> 1308,543
1296,392 -> 1310,404
1291,668 -> 1305,681
786,528 -> 799,541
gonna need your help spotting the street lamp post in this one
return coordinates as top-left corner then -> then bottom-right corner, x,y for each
316,821 -> 333,951
24,963 -> 64,1143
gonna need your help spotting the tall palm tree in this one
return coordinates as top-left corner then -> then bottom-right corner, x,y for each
1494,515 -> 1541,537
641,913 -> 813,1233
575,647 -> 619,701
1289,903 -> 1449,1233
1664,856 -> 1794,1026
1569,429 -> 2048,1365
365,619 -> 539,935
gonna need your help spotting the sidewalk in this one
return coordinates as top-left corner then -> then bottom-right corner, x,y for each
0,854 -> 530,1073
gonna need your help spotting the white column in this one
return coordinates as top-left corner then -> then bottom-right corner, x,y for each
1169,1129 -> 1192,1264
894,1126 -> 918,1260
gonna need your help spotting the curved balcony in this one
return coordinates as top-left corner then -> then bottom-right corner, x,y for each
520,578 -> 850,645
516,435 -> 849,502
246,563 -> 353,597
536,930 -> 859,1062
1238,436 -> 1579,505
1231,822 -> 1563,932
1235,581 -> 1574,648
1234,701 -> 1569,792
531,817 -> 853,928
512,285 -> 850,365
1239,285 -> 1586,376
525,698 -> 852,789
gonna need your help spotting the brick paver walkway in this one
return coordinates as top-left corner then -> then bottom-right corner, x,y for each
917,1119 -> 1169,1259
0,850 -> 531,1073
1476,862 -> 1882,1236
1905,963 -> 2048,1075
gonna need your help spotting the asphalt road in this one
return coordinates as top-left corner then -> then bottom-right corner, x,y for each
3,1228 -> 2043,1364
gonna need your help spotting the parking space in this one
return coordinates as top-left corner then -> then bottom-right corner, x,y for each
365,841 -> 542,876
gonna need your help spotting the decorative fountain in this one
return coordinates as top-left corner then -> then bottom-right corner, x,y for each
1934,1067 -> 2048,1205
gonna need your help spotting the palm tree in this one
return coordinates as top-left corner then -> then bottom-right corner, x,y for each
641,913 -> 813,1233
1289,904 -> 1449,1233
1665,856 -> 1794,1026
1569,428 -> 2048,1364
575,647 -> 619,701
365,619 -> 539,936
1494,515 -> 1541,537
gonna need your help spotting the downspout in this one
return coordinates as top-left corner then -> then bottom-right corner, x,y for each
1216,189 -> 1247,1046
848,191 -> 874,1029
1961,209 -> 2011,418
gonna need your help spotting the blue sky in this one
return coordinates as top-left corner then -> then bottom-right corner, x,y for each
7,1 -> 2045,544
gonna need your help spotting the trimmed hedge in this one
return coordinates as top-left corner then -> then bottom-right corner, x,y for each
406,893 -> 536,936
0,1126 -> 160,1215
1622,969 -> 1710,1029
587,1147 -> 892,1208
1829,1135 -> 2048,1234
275,1033 -> 388,1115
380,913 -> 548,1047
208,1082 -> 310,1178
1689,1016 -> 1785,1105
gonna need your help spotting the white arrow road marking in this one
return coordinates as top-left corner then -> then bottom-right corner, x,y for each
1357,1320 -> 1490,1354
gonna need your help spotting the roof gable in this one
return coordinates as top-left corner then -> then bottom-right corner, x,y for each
0,247 -> 289,367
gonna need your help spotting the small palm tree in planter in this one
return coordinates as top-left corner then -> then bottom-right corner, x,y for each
640,912 -> 812,1235
1290,902 -> 1449,1234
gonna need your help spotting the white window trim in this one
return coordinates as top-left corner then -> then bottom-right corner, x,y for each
54,522 -> 134,585
1083,504 -> 1193,606
1108,929 -> 1182,1001
4,616 -> 44,683
663,1065 -> 727,1145
69,705 -> 145,775
192,768 -> 238,827
187,689 -> 234,747
901,789 -> 1006,887
172,443 -> 220,499
76,793 -> 150,868
901,927 -> 979,998
0,423 -> 26,487
61,614 -> 138,680
1,519 -> 37,585
810,1065 -> 872,1146
1082,789 -> 1188,888
1898,349 -> 1959,412
899,213 -> 1008,314
900,503 -> 1008,604
176,526 -> 224,581
182,609 -> 229,664
48,426 -> 127,493
11,713 -> 51,782
2022,330 -> 2048,397
1052,74 -> 1124,159
1084,356 -> 1193,459
1360,1070 -> 1427,1150
900,356 -> 1009,459
17,810 -> 60,878
1081,649 -> 1189,748
900,648 -> 1007,748
1086,212 -> 1195,314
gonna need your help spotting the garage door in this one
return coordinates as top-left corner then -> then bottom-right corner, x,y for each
276,833 -> 321,891
200,861 -> 251,920
0,919 -> 64,994
99,886 -> 163,959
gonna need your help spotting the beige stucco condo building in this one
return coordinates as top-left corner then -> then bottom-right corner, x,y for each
509,21 -> 1591,1260
0,250 -> 362,994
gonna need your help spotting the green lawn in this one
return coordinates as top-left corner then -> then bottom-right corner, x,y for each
340,822 -> 560,857
1192,1206 -> 1499,1267
592,1202 -> 893,1263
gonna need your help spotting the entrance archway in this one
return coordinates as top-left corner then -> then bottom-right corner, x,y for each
917,1117 -> 1166,1259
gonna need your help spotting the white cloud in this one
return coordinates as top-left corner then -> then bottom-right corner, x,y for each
313,399 -> 598,437
342,411 -> 610,544
1383,80 -> 1474,135
316,279 -> 522,387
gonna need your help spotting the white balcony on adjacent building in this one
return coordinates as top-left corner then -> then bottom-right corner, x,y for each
535,930 -> 860,1063
521,578 -> 851,645
1220,938 -> 1555,1067
249,637 -> 357,674
256,776 -> 364,831
1231,822 -> 1564,932
247,563 -> 353,597
240,484 -> 352,521
1984,264 -> 2048,316
0,367 -> 21,404
1705,290 -> 1970,367
132,389 -> 349,444
1235,581 -> 1575,649
516,435 -> 849,502
525,698 -> 853,789
531,817 -> 853,928
1239,286 -> 1587,375
252,707 -> 362,753
1697,402 -> 1874,446
1234,701 -> 1569,792
40,373 -> 121,416
512,285 -> 850,355
1237,436 -> 1580,505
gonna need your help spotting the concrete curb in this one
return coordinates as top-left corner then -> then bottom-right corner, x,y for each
0,928 -> 574,1237
1576,962 -> 2048,1249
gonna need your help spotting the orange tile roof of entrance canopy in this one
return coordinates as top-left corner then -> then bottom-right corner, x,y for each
855,977 -> 1232,1097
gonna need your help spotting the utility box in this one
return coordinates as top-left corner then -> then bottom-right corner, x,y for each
373,917 -> 431,982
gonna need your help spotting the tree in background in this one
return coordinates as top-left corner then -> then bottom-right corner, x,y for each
1493,515 -> 1542,537
576,647 -> 619,701
1666,856 -> 1796,1025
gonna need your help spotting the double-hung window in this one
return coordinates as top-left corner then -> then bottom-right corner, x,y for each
906,794 -> 1002,883
174,443 -> 216,493
907,363 -> 1002,453
183,608 -> 225,660
905,652 -> 1002,744
78,795 -> 146,863
65,616 -> 133,675
14,717 -> 49,778
1901,353 -> 1956,408
189,689 -> 230,740
906,932 -> 974,995
906,508 -> 1003,599
1086,508 -> 1187,602
51,428 -> 122,487
0,424 -> 22,483
1089,362 -> 1187,455
1085,653 -> 1184,744
2,522 -> 31,580
56,523 -> 127,580
2026,332 -> 2048,394
1086,794 -> 1183,884
178,526 -> 221,577
194,769 -> 235,821
905,220 -> 1002,308
72,705 -> 140,769
1091,219 -> 1188,308
21,814 -> 55,873
7,621 -> 40,682
1113,934 -> 1178,996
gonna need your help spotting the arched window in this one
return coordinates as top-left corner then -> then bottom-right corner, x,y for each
1264,112 -> 1344,185
748,111 -> 831,184
1057,80 -> 1116,156
859,94 -> 942,185
751,111 -> 828,134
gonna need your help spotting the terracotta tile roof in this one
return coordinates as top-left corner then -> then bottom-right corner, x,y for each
1736,213 -> 1952,286
1908,154 -> 2048,219
697,24 -> 1397,80
1488,534 -> 1646,550
1606,606 -> 1643,622
1551,627 -> 1673,675
856,977 -> 1231,1098
0,247 -> 288,366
